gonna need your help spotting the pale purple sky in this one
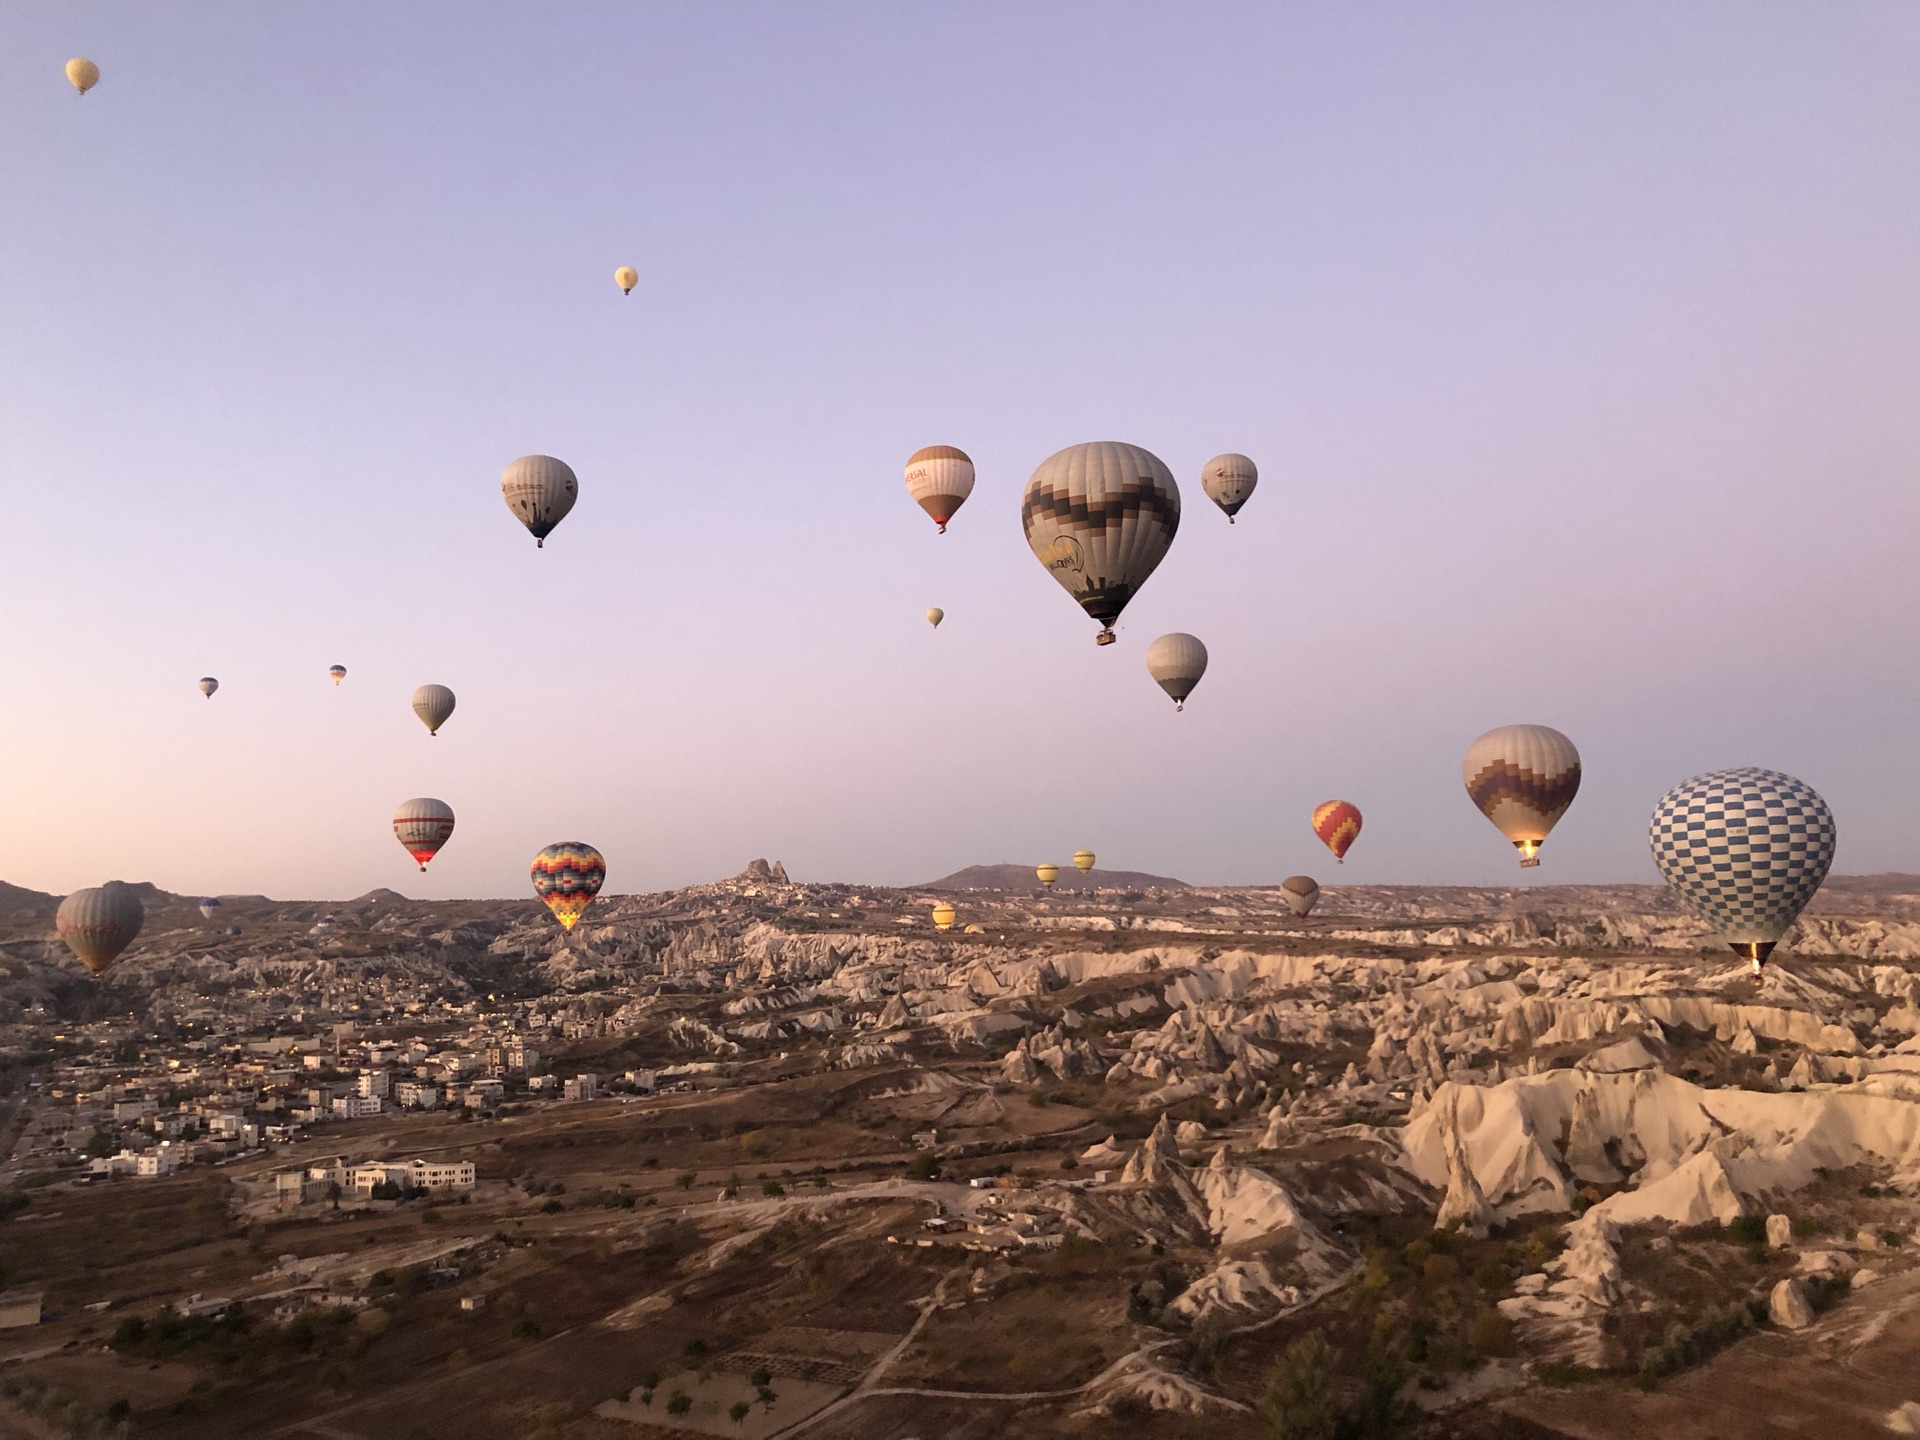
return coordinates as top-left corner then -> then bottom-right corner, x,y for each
3,5 -> 1917,900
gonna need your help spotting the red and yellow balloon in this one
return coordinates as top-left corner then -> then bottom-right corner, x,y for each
1311,800 -> 1363,863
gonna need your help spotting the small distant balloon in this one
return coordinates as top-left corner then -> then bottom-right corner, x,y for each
501,455 -> 578,548
1072,850 -> 1095,874
1312,801 -> 1363,863
57,883 -> 143,977
224,923 -> 243,936
198,677 -> 219,699
198,897 -> 221,920
328,664 -> 347,686
393,797 -> 455,872
1279,875 -> 1320,918
1035,862 -> 1059,889
615,266 -> 638,296
931,903 -> 956,931
904,446 -> 974,534
1145,633 -> 1207,711
1201,454 -> 1257,523
411,684 -> 455,737
531,842 -> 606,931
926,608 -> 944,629
66,58 -> 99,95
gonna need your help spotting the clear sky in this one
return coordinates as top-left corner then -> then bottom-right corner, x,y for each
3,4 -> 1917,900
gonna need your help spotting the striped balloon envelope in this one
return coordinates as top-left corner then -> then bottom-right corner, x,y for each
531,842 -> 606,930
1311,801 -> 1363,862
1021,441 -> 1180,645
904,446 -> 975,533
57,884 -> 144,977
393,798 -> 455,871
1462,724 -> 1581,867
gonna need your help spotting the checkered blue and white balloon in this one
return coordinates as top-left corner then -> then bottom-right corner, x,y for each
1648,767 -> 1835,956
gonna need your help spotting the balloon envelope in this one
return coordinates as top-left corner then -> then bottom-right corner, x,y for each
1312,801 -> 1363,862
328,664 -> 347,685
198,897 -> 221,920
1072,850 -> 1095,874
1279,875 -> 1320,918
1462,724 -> 1581,866
904,446 -> 974,533
531,842 -> 606,931
1035,863 -> 1059,888
393,798 -> 455,871
931,903 -> 956,931
57,883 -> 143,976
1021,442 -> 1180,644
198,677 -> 219,698
1145,633 -> 1208,709
1201,453 -> 1257,522
615,266 -> 638,295
1649,768 -> 1835,968
66,58 -> 99,94
926,607 -> 944,629
411,684 -> 455,736
501,455 -> 578,547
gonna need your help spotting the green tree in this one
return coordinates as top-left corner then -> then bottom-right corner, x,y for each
666,1391 -> 691,1416
730,1400 -> 751,1424
1261,1332 -> 1340,1440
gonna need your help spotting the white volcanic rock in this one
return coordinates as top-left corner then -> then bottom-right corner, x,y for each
1766,1213 -> 1794,1248
1399,1070 -> 1920,1227
1191,1145 -> 1320,1248
1080,1136 -> 1127,1167
1769,1277 -> 1815,1329
1578,1035 -> 1661,1073
1886,1402 -> 1920,1435
1174,1120 -> 1208,1151
1166,1259 -> 1301,1324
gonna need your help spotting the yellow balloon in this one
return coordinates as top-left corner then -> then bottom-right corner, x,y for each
615,266 -> 638,296
1072,850 -> 1095,873
1035,863 -> 1059,889
931,903 -> 955,931
66,58 -> 99,95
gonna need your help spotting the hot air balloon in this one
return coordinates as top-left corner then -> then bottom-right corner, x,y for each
1279,875 -> 1320,918
1022,442 -> 1180,645
198,677 -> 219,699
1073,850 -> 1095,874
1036,863 -> 1059,889
66,58 -> 99,95
904,446 -> 974,534
615,266 -> 638,296
198,897 -> 221,921
1649,768 -> 1835,973
926,608 -> 944,629
502,455 -> 578,548
224,923 -> 243,936
1312,801 -> 1362,863
1463,725 -> 1581,867
531,842 -> 606,931
931,903 -> 956,931
1201,454 -> 1257,523
57,883 -> 143,977
1145,633 -> 1208,710
393,798 -> 455,872
328,665 -> 347,686
411,684 -> 455,737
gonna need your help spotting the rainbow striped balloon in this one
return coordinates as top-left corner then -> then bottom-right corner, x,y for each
531,842 -> 606,931
1311,800 -> 1363,863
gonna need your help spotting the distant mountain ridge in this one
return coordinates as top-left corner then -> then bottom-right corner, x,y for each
917,863 -> 1190,892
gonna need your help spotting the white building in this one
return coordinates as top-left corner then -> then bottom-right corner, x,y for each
135,1144 -> 181,1178
351,1158 -> 476,1194
395,1081 -> 440,1110
357,1069 -> 391,1100
462,1079 -> 504,1109
330,1094 -> 383,1120
527,1074 -> 558,1095
563,1074 -> 599,1102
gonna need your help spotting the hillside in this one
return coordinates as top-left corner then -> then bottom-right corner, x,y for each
917,862 -> 1190,892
